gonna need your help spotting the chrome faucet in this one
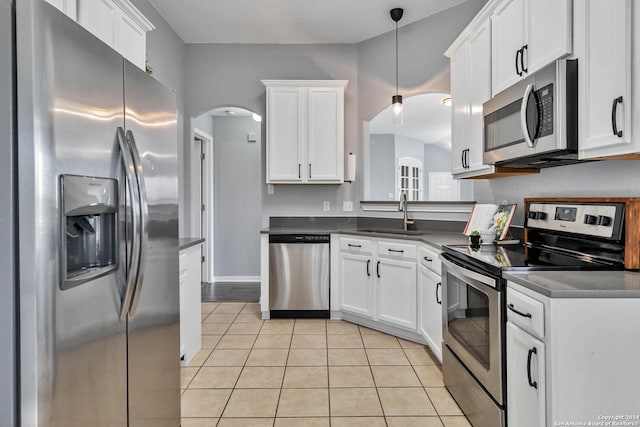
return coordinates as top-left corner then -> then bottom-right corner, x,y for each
398,191 -> 414,231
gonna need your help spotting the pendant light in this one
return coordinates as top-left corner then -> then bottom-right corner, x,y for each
390,7 -> 404,125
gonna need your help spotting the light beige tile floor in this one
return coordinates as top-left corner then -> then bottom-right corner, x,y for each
182,302 -> 471,427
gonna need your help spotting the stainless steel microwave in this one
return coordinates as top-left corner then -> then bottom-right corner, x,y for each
483,59 -> 579,168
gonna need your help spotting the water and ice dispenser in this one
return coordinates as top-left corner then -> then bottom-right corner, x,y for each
61,175 -> 118,289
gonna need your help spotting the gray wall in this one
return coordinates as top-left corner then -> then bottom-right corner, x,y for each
0,0 -> 16,424
182,1 -> 487,232
192,114 -> 213,137
130,0 -> 187,234
211,116 -> 262,277
184,43 -> 359,230
473,160 -> 640,226
356,1 -> 487,207
423,144 -> 452,199
370,134 -> 396,200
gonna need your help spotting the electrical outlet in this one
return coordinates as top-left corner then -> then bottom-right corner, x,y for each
267,184 -> 274,195
343,201 -> 353,212
323,201 -> 330,211
388,193 -> 394,199
502,199 -> 509,205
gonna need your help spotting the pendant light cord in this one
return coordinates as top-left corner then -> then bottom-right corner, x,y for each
395,20 -> 399,96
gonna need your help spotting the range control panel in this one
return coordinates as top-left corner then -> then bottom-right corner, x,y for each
526,202 -> 624,239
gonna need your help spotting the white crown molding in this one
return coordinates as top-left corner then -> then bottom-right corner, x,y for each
112,0 -> 155,31
444,0 -> 500,57
262,80 -> 349,88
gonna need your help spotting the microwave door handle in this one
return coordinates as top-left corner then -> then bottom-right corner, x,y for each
520,83 -> 536,148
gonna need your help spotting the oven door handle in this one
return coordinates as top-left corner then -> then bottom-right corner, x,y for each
440,255 -> 499,289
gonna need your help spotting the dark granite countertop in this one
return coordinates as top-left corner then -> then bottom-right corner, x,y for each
504,271 -> 640,298
261,217 -> 471,250
179,237 -> 205,251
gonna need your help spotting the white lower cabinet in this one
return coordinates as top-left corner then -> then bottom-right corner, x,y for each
418,264 -> 442,362
179,244 -> 202,366
339,252 -> 373,318
337,236 -> 418,333
507,281 -> 640,425
506,322 -> 546,427
376,257 -> 416,330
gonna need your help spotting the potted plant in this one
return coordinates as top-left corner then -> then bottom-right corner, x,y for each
469,230 -> 481,246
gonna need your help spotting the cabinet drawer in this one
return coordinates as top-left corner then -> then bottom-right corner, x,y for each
339,237 -> 373,254
506,287 -> 544,339
418,246 -> 441,275
377,241 -> 416,260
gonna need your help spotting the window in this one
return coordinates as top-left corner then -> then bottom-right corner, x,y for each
397,157 -> 422,201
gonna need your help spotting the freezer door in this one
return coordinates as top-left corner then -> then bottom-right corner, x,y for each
124,60 -> 180,427
17,2 -> 128,426
0,0 -> 16,426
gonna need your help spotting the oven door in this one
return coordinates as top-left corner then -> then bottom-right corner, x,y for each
441,256 -> 504,404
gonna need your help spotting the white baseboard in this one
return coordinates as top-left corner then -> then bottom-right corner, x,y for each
213,276 -> 261,283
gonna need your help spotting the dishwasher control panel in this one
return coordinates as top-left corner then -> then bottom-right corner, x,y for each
269,234 -> 330,244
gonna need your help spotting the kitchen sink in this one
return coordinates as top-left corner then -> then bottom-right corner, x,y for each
356,228 -> 431,236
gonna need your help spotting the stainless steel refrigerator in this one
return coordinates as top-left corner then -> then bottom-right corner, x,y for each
1,1 -> 181,426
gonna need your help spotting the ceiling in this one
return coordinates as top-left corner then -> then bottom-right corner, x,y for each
147,0 -> 468,44
368,93 -> 452,147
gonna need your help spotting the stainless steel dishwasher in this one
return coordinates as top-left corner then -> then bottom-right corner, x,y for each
269,234 -> 330,318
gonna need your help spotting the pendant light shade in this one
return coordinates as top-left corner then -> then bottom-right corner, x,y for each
390,7 -> 404,125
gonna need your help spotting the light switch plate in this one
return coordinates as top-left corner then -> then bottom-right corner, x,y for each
343,201 -> 353,212
247,132 -> 257,142
267,184 -> 274,195
323,201 -> 330,211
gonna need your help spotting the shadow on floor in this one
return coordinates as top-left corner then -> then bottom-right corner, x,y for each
201,282 -> 260,302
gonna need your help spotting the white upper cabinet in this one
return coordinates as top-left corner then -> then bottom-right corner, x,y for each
266,87 -> 305,182
45,0 -> 78,19
577,0 -> 634,159
46,0 -> 154,70
491,0 -> 571,96
263,80 -> 347,184
449,20 -> 495,179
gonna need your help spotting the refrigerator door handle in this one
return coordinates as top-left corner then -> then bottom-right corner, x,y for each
126,130 -> 149,317
118,127 -> 141,321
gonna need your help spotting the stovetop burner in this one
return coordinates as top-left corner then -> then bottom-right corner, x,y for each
443,243 -> 623,277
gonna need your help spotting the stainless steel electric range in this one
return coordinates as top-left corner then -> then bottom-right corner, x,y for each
440,199 -> 629,427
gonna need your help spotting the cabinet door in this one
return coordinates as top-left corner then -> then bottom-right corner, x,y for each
507,322 -> 546,427
339,252 -> 373,318
180,247 -> 202,365
376,258 -> 417,330
45,0 -> 78,19
77,0 -> 117,48
450,45 -> 469,176
491,0 -> 525,96
418,265 -> 442,362
579,0 -> 632,158
307,87 -> 344,182
466,20 -> 494,173
267,87 -> 305,182
115,10 -> 146,69
526,0 -> 571,75
179,253 -> 187,358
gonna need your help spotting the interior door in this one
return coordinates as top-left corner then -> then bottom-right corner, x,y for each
124,60 -> 180,427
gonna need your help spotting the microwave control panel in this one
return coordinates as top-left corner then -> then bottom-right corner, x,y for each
535,83 -> 554,138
